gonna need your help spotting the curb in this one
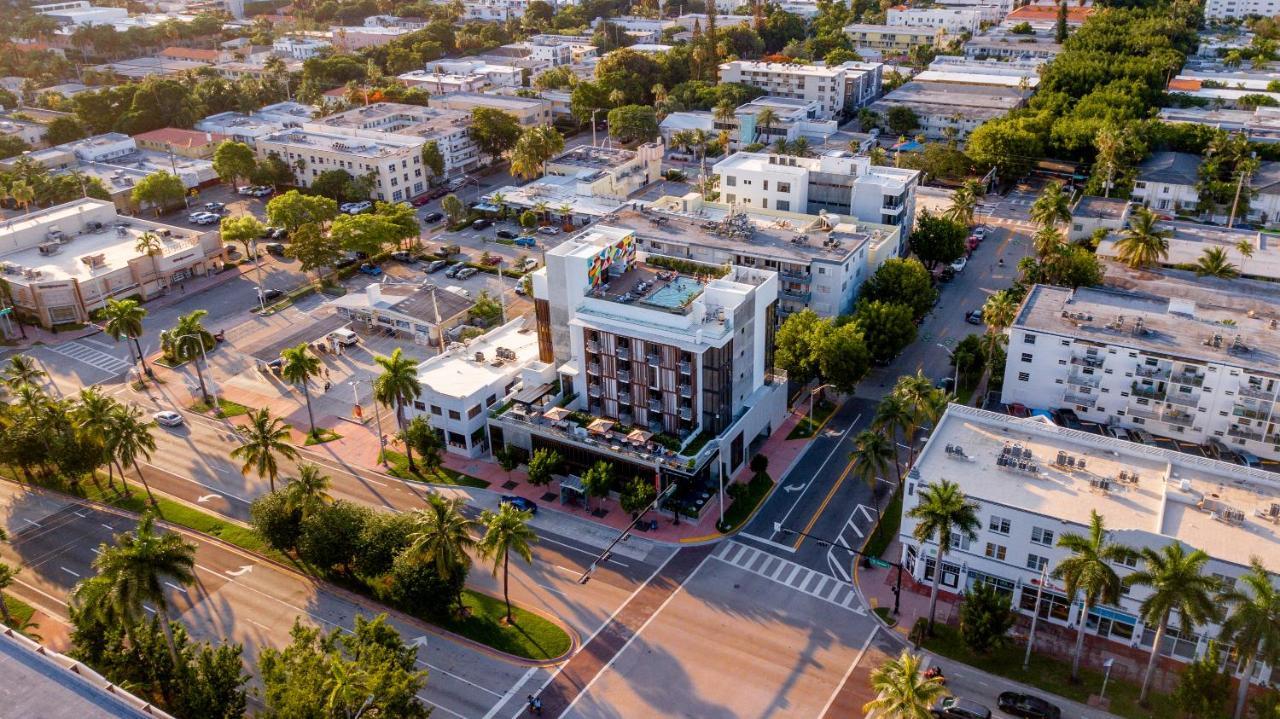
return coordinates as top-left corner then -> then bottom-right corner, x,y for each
7,480 -> 577,668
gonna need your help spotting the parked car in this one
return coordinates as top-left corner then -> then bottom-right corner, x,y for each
269,227 -> 288,240
499,496 -> 538,514
471,218 -> 492,230
262,242 -> 286,255
259,288 -> 283,301
935,377 -> 955,392
1232,448 -> 1261,467
411,195 -> 431,207
514,236 -> 537,248
425,259 -> 448,273
423,211 -> 444,223
536,225 -> 561,235
456,267 -> 478,280
188,211 -> 219,225
950,256 -> 968,273
335,254 -> 359,269
514,282 -> 528,295
237,186 -> 257,196
250,185 -> 273,197
340,201 -> 373,214
391,250 -> 415,263
152,410 -> 184,427
358,263 -> 383,276
1051,408 -> 1082,429
519,257 -> 539,272
997,692 -> 1061,719
931,697 -> 992,719
496,229 -> 517,239
428,187 -> 449,200
973,226 -> 988,239
445,262 -> 466,278
203,201 -> 225,213
1104,425 -> 1132,441
965,309 -> 984,325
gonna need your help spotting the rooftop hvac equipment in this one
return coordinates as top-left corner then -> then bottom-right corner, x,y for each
1090,477 -> 1111,492
474,351 -> 485,362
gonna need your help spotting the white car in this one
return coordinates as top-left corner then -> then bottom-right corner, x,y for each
950,256 -> 968,273
153,410 -> 184,427
536,226 -> 561,235
188,212 -> 219,225
341,201 -> 373,215
973,226 -> 988,239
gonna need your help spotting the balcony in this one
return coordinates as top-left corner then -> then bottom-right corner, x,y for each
587,384 -> 601,398
1064,392 -> 1097,407
1128,406 -> 1160,421
1161,410 -> 1194,427
1164,390 -> 1201,408
781,287 -> 812,301
618,391 -> 631,404
617,346 -> 631,362
1136,365 -> 1171,380
490,405 -> 696,471
588,363 -> 600,375
647,353 -> 660,367
678,406 -> 693,421
617,369 -> 631,383
586,339 -> 599,353
1228,424 -> 1264,442
1238,384 -> 1276,401
1171,371 -> 1205,387
679,361 -> 692,375
648,399 -> 662,413
779,269 -> 810,282
1070,353 -> 1105,369
1130,383 -> 1166,402
1067,372 -> 1100,389
679,383 -> 692,398
1232,405 -> 1270,421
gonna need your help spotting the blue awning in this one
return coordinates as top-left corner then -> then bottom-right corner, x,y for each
1088,605 -> 1137,625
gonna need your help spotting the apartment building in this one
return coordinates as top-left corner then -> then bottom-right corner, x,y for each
272,36 -> 331,59
330,25 -> 413,50
256,127 -> 425,203
397,70 -> 491,94
867,80 -> 1030,140
843,23 -> 942,54
1002,284 -> 1280,461
1130,151 -> 1202,213
886,6 -> 991,32
1202,0 -> 1280,19
429,92 -> 552,127
132,128 -> 229,159
543,143 -> 663,200
489,225 -> 788,506
1158,106 -> 1280,145
713,150 -> 920,232
461,0 -> 551,20
719,60 -> 884,120
0,116 -> 46,148
901,404 -> 1280,684
195,102 -> 316,146
1097,220 -> 1280,280
493,38 -> 575,67
728,96 -> 839,148
309,102 -> 480,179
963,30 -> 1062,61
428,59 -> 522,88
0,199 -> 225,328
1001,2 -> 1094,30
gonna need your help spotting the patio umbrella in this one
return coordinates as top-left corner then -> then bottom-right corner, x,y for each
627,428 -> 653,443
587,418 -> 615,434
544,407 -> 572,422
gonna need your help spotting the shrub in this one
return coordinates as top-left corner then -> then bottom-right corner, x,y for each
297,501 -> 371,575
354,511 -> 415,578
388,552 -> 465,619
958,582 -> 1015,654
749,453 -> 769,474
249,491 -> 302,552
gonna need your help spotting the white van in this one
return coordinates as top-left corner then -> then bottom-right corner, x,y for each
328,328 -> 359,346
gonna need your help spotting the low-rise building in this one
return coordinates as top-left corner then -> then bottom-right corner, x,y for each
397,70 -> 490,94
427,59 -> 523,88
843,23 -> 943,54
659,111 -> 715,147
0,198 -> 226,328
88,56 -> 209,80
719,60 -> 884,120
1130,151 -> 1201,214
887,6 -> 991,32
867,80 -> 1030,140
33,0 -> 129,25
310,102 -> 480,178
1068,196 -> 1131,242
963,29 -> 1062,61
405,317 -> 543,457
132,127 -> 230,159
1098,220 -> 1280,280
729,96 -> 839,149
331,25 -> 414,49
1158,106 -> 1280,145
195,102 -> 317,146
900,403 -> 1280,685
543,143 -> 664,200
272,36 -> 332,59
256,126 -> 426,203
1002,1 -> 1094,30
329,281 -> 474,346
0,115 -> 47,148
1001,282 -> 1280,461
429,92 -> 552,127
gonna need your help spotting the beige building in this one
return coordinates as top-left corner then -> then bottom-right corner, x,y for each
256,125 -> 427,203
543,143 -> 664,200
430,93 -> 553,127
0,199 -> 227,328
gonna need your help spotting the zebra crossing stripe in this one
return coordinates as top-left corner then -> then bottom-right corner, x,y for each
713,542 -> 868,615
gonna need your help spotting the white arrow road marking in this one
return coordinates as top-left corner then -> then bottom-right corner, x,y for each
225,565 -> 253,577
410,635 -> 429,649
782,483 -> 806,493
196,494 -> 222,503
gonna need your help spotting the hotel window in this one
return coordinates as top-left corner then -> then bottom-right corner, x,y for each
1030,526 -> 1054,546
1026,553 -> 1049,571
984,543 -> 1007,561
988,516 -> 1011,535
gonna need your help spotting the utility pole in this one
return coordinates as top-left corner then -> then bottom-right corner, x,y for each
1023,562 -> 1049,670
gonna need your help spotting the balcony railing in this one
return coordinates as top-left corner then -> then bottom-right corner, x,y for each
679,384 -> 692,398
1161,411 -> 1194,427
492,406 -> 690,469
587,384 -> 601,398
1171,371 -> 1205,387
678,406 -> 693,421
1136,365 -> 1171,380
648,399 -> 662,412
1228,424 -> 1264,442
1067,372 -> 1100,389
1238,384 -> 1276,401
1164,391 -> 1200,408
586,339 -> 599,353
781,287 -> 812,301
617,347 -> 631,362
779,269 -> 810,282
647,353 -> 660,366
1064,392 -> 1097,407
618,391 -> 631,404
617,369 -> 631,383
679,361 -> 692,374
588,363 -> 600,375
1131,383 -> 1166,401
1232,405 -> 1269,421
1070,354 -> 1106,369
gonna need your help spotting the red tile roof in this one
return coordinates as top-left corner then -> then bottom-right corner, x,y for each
159,46 -> 218,62
1167,78 -> 1202,91
132,127 -> 228,147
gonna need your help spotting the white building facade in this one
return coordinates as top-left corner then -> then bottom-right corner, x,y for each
719,60 -> 884,120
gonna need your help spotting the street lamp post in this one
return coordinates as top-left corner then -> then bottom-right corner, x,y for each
350,378 -> 387,466
175,332 -> 215,406
1023,562 -> 1049,671
809,383 -> 834,430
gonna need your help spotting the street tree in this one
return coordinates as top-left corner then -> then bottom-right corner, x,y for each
854,300 -> 917,365
330,212 -> 395,258
469,107 -> 523,160
285,222 -> 342,275
944,179 -> 983,226
441,193 -> 465,224
861,258 -> 937,322
908,210 -> 966,271
373,347 -> 422,470
907,479 -> 980,633
1032,225 -> 1064,259
400,415 -> 443,478
607,105 -> 660,143
161,309 -> 214,402
478,503 -> 537,623
959,582 -> 1016,654
526,448 -> 562,487
819,322 -> 870,394
376,201 -> 420,250
1173,640 -> 1232,719
310,169 -> 359,203
279,343 -> 322,439
581,460 -> 613,512
510,125 -> 565,180
421,141 -> 445,179
211,140 -> 256,189
266,190 -> 338,232
1053,510 -> 1137,682
131,171 -> 185,216
406,494 -> 476,587
863,650 -> 947,719
230,408 -> 298,493
981,290 -> 1019,332
1030,182 -> 1072,230
101,297 -> 150,377
773,309 -> 828,385
219,214 -> 266,258
297,500 -> 370,575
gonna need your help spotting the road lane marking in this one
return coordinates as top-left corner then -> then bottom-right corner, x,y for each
538,535 -> 631,567
481,666 -> 539,719
737,532 -> 798,553
165,581 -> 188,594
794,450 -> 860,549
818,625 -> 880,719
100,523 -> 114,531
22,519 -> 40,528
60,566 -> 79,578
771,411 -> 862,541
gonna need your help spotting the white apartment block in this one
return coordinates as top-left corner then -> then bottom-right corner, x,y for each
256,126 -> 425,203
430,92 -> 552,127
405,317 -> 544,457
719,60 -> 884,120
462,0 -> 543,20
0,199 -> 226,328
1204,0 -> 1280,19
398,70 -> 491,94
489,225 -> 788,498
902,404 -> 1280,684
1002,284 -> 1280,462
713,151 -> 920,232
272,36 -> 331,60
310,102 -> 480,177
33,0 -> 128,25
886,6 -> 989,32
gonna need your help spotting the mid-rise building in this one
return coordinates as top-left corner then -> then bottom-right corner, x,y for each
33,0 -> 128,25
426,59 -> 522,88
963,29 -> 1062,61
272,36 -> 331,60
256,126 -> 426,203
713,150 -> 920,232
886,6 -> 991,32
719,60 -> 884,120
543,143 -> 663,200
0,198 -> 225,328
1001,283 -> 1280,461
843,23 -> 943,54
1203,0 -> 1280,20
488,225 -> 789,511
728,96 -> 839,149
429,92 -> 552,127
1158,106 -> 1280,145
397,69 -> 492,94
310,102 -> 479,176
900,403 -> 1280,686
330,25 -> 413,50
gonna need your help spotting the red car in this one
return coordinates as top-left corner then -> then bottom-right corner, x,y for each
411,195 -> 431,207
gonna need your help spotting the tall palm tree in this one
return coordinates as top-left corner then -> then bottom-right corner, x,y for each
406,494 -> 476,582
373,348 -> 422,471
1195,246 -> 1239,278
872,394 -> 913,481
1218,557 -> 1280,719
1124,543 -> 1220,705
1053,510 -> 1136,682
981,291 -> 1018,332
164,310 -> 214,404
280,343 -> 322,439
712,100 -> 736,130
100,297 -> 150,378
82,511 -> 197,664
1033,226 -> 1065,259
1115,207 -> 1172,269
134,231 -> 164,287
868,145 -> 888,166
478,503 -> 537,623
1030,181 -> 1072,229
230,408 -> 298,493
110,404 -> 159,505
906,479 -> 980,633
754,107 -> 777,144
670,129 -> 694,155
1235,238 -> 1255,276
851,429 -> 896,543
75,387 -> 121,492
944,180 -> 982,226
9,180 -> 34,214
2,354 -> 45,390
863,650 -> 948,719
894,371 -> 941,464
283,463 -> 333,519
490,191 -> 508,219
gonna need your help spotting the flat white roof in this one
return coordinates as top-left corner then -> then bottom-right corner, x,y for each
713,152 -> 809,177
417,318 -> 540,400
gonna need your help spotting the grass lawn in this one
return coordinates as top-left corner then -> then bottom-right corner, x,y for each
787,399 -> 837,440
436,590 -> 572,661
923,624 -> 1176,719
188,397 -> 253,417
3,595 -> 36,635
873,606 -> 897,627
303,428 -> 343,446
719,472 -> 773,533
862,488 -> 902,559
381,450 -> 489,488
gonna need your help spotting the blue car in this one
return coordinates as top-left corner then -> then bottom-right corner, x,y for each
499,495 -> 537,514
358,263 -> 383,276
514,236 -> 537,248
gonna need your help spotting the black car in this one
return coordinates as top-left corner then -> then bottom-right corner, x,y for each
496,229 -> 517,239
965,309 -> 985,325
471,218 -> 492,230
424,259 -> 448,273
931,697 -> 992,719
335,255 -> 359,269
259,288 -> 283,301
444,262 -> 466,278
997,692 -> 1061,719
423,211 -> 444,223
499,496 -> 538,514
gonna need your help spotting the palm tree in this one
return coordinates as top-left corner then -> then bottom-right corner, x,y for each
82,511 -> 196,664
164,310 -> 214,404
110,404 -> 159,505
9,180 -> 34,214
1115,207 -> 1172,269
0,562 -> 19,628
134,231 -> 164,287
1032,226 -> 1064,259
944,180 -> 980,226
75,387 -> 121,492
2,354 -> 45,390
1053,510 -> 1136,682
373,348 -> 422,471
1124,543 -> 1220,705
670,129 -> 694,155
868,145 -> 888,166
282,463 -> 332,519
754,107 -> 777,144
1235,238 -> 1254,276
906,479 -> 980,633
863,650 -> 948,719
712,100 -> 736,130
1030,182 -> 1072,229
478,503 -> 537,623
894,371 -> 941,465
851,430 -> 896,543
280,343 -> 322,439
531,200 -> 549,223
406,494 -> 476,582
101,297 -> 150,378
872,394 -> 913,481
490,191 -> 507,219
557,202 -> 574,229
230,408 -> 298,493
1218,557 -> 1280,719
1195,246 -> 1240,278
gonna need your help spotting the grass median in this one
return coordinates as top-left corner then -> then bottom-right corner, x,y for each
381,450 -> 490,489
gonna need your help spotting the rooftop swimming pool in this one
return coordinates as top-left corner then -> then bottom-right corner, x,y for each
641,276 -> 703,310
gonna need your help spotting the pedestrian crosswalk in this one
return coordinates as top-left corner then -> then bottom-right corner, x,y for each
45,340 -> 132,374
714,541 -> 867,615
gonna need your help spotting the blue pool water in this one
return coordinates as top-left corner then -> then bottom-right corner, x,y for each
643,276 -> 703,309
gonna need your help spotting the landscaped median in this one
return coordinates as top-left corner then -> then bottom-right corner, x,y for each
16,476 -> 570,663
380,449 -> 490,489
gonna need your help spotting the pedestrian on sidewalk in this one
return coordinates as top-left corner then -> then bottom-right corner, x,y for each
323,380 -> 331,392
